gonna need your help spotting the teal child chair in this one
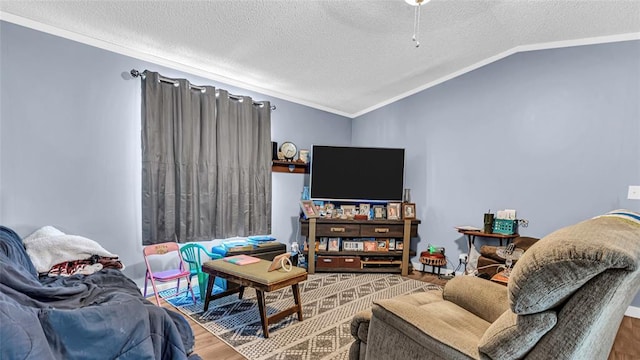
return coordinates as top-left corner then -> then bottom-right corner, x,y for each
179,243 -> 224,300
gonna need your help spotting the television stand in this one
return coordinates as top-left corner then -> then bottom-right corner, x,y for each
300,218 -> 420,275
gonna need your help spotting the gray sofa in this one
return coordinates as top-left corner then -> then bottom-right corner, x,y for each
350,210 -> 640,360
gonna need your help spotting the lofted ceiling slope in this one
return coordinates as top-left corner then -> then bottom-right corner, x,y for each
1,0 -> 639,118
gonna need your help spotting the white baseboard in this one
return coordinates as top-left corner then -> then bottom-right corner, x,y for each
625,305 -> 640,319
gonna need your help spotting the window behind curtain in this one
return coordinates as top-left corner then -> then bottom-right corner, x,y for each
141,71 -> 271,244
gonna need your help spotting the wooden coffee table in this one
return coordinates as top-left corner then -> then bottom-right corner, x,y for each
202,258 -> 308,338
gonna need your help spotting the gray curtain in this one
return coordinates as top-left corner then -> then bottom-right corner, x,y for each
141,71 -> 271,244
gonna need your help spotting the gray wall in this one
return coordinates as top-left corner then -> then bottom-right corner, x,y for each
1,20 -> 639,309
353,40 -> 640,307
0,21 -> 351,284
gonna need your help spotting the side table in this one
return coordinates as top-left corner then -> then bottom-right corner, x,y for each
457,229 -> 519,274
419,251 -> 447,275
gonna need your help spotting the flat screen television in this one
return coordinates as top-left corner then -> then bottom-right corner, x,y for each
310,145 -> 405,202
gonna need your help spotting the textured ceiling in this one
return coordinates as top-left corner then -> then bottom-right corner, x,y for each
1,0 -> 639,117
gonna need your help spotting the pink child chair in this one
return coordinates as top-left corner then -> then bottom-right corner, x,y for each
143,242 -> 196,306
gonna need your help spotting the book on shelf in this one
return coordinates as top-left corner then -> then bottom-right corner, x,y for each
223,254 -> 261,265
455,225 -> 481,231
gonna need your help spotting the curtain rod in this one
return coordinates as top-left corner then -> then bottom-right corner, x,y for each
130,69 -> 275,111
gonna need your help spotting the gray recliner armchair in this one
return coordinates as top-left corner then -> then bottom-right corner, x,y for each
350,210 -> 640,360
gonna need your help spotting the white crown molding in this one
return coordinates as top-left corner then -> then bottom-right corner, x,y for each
1,12 -> 639,119
353,32 -> 640,118
519,32 -> 640,53
351,47 -> 520,118
0,12 -> 351,118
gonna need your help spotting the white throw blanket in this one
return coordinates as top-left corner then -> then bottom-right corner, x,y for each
23,226 -> 119,274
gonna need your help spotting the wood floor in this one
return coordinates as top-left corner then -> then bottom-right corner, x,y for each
162,271 -> 639,360
161,299 -> 245,359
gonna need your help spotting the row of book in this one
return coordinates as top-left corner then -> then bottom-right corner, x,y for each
304,237 -> 404,252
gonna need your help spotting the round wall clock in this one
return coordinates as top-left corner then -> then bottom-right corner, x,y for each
280,141 -> 298,160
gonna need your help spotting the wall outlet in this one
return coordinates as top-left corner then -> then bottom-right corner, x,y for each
628,185 -> 640,200
459,254 -> 468,263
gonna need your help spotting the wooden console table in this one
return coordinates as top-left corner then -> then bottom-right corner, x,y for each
300,218 -> 420,276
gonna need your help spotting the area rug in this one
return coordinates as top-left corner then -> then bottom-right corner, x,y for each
163,273 -> 441,360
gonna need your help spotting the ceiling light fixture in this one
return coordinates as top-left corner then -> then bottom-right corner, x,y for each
405,0 -> 431,48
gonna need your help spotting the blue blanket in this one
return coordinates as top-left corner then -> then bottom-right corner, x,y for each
0,226 -> 200,360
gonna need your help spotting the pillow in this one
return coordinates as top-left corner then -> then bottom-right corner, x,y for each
479,310 -> 557,360
508,211 -> 640,314
23,226 -> 65,244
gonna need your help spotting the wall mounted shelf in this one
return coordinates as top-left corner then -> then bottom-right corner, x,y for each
272,160 -> 309,174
